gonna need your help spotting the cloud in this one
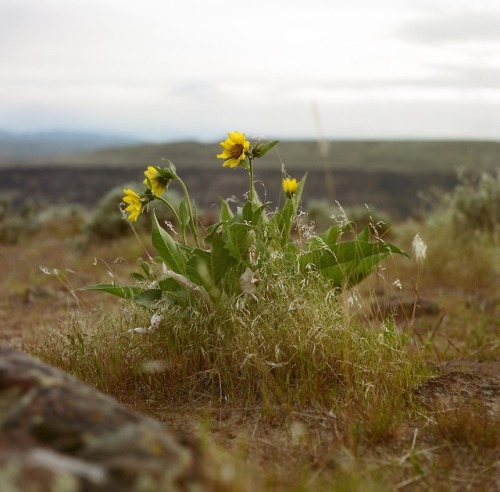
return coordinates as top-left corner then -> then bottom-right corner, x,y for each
398,8 -> 500,44
287,67 -> 499,92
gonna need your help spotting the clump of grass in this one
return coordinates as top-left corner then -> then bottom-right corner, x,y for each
433,403 -> 500,449
29,246 -> 429,451
0,194 -> 39,244
447,171 -> 500,238
393,172 -> 500,294
36,204 -> 88,239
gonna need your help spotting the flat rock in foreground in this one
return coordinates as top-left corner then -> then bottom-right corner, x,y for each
413,370 -> 500,419
0,344 -> 223,491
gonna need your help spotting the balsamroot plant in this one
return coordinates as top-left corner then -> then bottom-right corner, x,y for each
84,132 -> 408,311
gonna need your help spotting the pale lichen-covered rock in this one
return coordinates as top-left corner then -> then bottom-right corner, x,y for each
413,370 -> 500,419
0,344 -> 217,491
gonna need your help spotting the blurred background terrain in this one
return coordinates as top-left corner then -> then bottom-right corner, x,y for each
1,133 -> 498,221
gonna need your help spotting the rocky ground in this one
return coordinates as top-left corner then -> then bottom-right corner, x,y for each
0,229 -> 499,490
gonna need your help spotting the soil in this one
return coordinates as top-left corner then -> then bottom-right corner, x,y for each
1,227 -> 499,490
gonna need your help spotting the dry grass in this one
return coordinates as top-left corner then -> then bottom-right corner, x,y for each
1,199 -> 497,491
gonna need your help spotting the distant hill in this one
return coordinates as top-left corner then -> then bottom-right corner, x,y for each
0,130 -> 143,162
1,138 -> 498,219
4,139 -> 498,175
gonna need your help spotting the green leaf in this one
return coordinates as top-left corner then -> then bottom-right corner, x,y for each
268,174 -> 307,247
318,222 -> 354,247
219,199 -> 234,222
253,140 -> 279,158
209,230 -> 238,284
290,173 -> 307,208
186,248 -> 213,286
156,165 -> 177,180
151,212 -> 186,274
139,260 -> 154,279
242,201 -> 254,223
300,237 -> 408,289
158,277 -> 185,293
357,225 -> 370,242
80,284 -> 142,300
135,289 -> 162,308
268,198 -> 295,247
242,200 -> 268,227
178,196 -> 191,228
225,223 -> 255,263
160,158 -> 177,176
130,272 -> 146,282
157,278 -> 188,302
185,198 -> 199,240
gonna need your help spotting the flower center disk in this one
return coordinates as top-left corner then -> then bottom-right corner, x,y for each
230,144 -> 244,159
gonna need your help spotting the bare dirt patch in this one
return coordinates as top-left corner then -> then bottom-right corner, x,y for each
1,226 -> 499,490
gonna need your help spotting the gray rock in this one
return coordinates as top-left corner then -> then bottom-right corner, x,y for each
413,370 -> 500,419
0,345 -> 213,491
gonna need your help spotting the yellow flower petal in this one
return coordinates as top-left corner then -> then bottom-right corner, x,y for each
282,178 -> 298,196
228,131 -> 245,143
217,131 -> 251,169
222,158 -> 239,168
143,166 -> 169,196
216,150 -> 231,159
122,188 -> 143,221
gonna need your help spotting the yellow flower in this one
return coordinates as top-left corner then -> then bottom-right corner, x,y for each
143,166 -> 170,196
282,177 -> 298,197
217,131 -> 251,168
122,188 -> 143,222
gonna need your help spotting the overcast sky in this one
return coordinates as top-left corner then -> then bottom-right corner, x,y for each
1,0 -> 499,141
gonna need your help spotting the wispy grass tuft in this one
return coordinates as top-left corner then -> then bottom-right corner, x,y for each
29,247 -> 430,453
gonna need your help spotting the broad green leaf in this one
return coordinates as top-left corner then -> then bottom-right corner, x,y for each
251,183 -> 265,208
242,201 -> 254,222
290,174 -> 307,209
156,165 -> 177,180
318,222 -> 354,247
157,278 -> 189,302
356,225 -> 370,242
186,248 -> 213,287
185,248 -> 225,299
151,212 -> 186,274
139,260 -> 153,279
130,272 -> 146,282
135,289 -> 162,308
80,284 -> 142,299
253,140 -> 279,158
188,199 -> 198,237
268,198 -> 295,247
160,158 -> 177,176
329,239 -> 408,264
300,238 -> 408,289
158,277 -> 185,293
225,223 -> 255,263
242,201 -> 268,227
209,230 -> 238,284
178,196 -> 191,228
219,199 -> 234,222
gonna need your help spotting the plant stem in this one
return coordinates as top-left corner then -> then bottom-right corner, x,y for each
155,195 -> 188,245
176,177 -> 201,248
163,268 -> 213,312
248,157 -> 254,204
